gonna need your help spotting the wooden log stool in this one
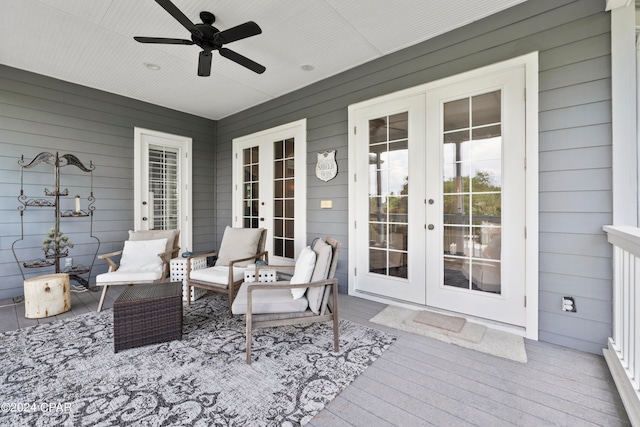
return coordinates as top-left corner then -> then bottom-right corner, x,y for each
24,273 -> 71,319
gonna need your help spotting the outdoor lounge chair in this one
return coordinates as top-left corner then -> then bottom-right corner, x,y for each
231,236 -> 341,364
95,229 -> 180,312
185,226 -> 268,316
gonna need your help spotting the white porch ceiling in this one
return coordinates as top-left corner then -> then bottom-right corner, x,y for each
1,0 -> 526,120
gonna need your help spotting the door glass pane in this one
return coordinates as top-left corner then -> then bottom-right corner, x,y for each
274,138 -> 295,259
442,90 -> 502,294
242,146 -> 260,230
368,112 -> 409,278
149,146 -> 179,230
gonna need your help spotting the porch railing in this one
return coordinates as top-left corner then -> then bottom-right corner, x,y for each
603,225 -> 640,426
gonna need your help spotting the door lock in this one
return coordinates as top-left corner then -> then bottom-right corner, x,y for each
142,217 -> 148,221
427,224 -> 434,230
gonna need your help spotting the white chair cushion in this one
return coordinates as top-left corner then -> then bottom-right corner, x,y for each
307,239 -> 333,314
96,269 -> 163,284
289,246 -> 316,300
215,227 -> 263,267
190,265 -> 245,285
119,238 -> 168,271
128,230 -> 176,255
232,282 -> 309,315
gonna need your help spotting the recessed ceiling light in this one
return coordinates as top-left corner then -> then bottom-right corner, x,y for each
143,62 -> 161,71
300,64 -> 314,72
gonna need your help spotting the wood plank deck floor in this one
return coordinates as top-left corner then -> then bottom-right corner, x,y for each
0,287 -> 631,426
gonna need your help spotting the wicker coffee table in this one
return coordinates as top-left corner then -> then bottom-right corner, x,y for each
113,282 -> 183,352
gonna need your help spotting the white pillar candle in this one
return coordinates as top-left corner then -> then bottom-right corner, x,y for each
75,195 -> 81,213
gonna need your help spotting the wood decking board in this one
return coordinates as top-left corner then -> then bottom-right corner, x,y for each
0,290 -> 631,426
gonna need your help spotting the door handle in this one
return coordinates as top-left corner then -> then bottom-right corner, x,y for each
142,217 -> 148,221
260,218 -> 265,221
427,224 -> 434,230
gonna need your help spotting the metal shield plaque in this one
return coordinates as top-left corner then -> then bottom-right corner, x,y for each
316,150 -> 337,182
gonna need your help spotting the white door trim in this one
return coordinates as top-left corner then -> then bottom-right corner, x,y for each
348,52 -> 539,339
134,127 -> 193,253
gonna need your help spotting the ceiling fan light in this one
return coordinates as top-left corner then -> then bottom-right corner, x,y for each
143,62 -> 161,71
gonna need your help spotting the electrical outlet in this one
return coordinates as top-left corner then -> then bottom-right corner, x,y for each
562,296 -> 576,312
65,257 -> 73,268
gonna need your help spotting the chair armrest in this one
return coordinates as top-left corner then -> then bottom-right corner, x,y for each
188,250 -> 220,259
255,264 -> 294,277
98,250 -> 122,272
184,251 -> 219,277
228,250 -> 269,268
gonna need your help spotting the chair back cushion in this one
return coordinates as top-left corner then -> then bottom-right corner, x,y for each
306,239 -> 333,314
129,229 -> 177,255
119,238 -> 168,272
215,227 -> 264,267
289,246 -> 316,299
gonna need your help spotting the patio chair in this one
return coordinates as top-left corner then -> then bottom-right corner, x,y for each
232,236 -> 341,364
95,229 -> 180,312
185,227 -> 268,316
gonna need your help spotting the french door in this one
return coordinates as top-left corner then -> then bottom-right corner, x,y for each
232,120 -> 307,265
425,68 -> 526,326
352,95 -> 426,303
351,66 -> 527,327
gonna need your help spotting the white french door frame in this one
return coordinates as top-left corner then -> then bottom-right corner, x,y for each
232,119 -> 308,265
348,53 -> 539,339
134,127 -> 193,252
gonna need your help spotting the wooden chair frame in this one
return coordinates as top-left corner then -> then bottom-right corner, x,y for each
185,228 -> 268,316
96,243 -> 178,312
242,236 -> 341,364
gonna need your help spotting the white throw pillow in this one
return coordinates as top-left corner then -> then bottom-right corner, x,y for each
215,227 -> 264,267
119,238 -> 168,272
307,239 -> 333,314
128,229 -> 176,255
289,246 -> 316,300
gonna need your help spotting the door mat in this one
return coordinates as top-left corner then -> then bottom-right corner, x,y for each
370,305 -> 527,363
411,309 -> 466,333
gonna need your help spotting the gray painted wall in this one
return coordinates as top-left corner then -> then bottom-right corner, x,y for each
0,65 -> 217,300
216,0 -> 612,354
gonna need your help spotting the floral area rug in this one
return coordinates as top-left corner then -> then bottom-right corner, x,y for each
0,293 -> 395,426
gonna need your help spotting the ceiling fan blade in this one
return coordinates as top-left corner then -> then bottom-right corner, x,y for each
155,0 -> 200,35
134,36 -> 194,45
219,48 -> 265,74
215,21 -> 262,44
198,51 -> 213,76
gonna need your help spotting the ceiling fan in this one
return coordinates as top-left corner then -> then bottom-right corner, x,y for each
134,0 -> 265,76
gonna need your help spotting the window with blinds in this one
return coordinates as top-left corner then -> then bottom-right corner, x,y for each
149,146 -> 179,230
